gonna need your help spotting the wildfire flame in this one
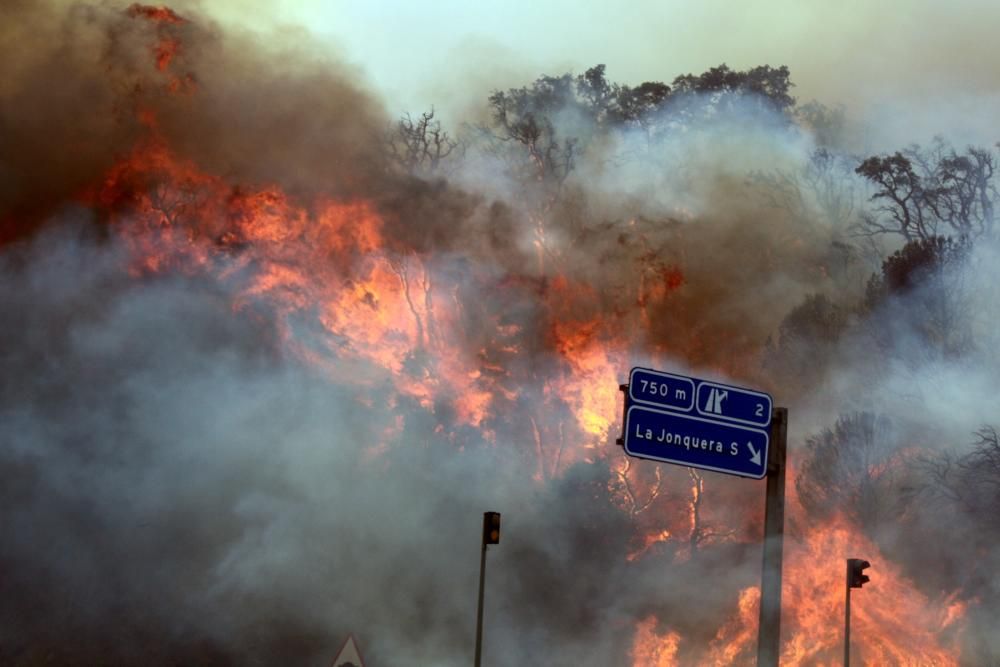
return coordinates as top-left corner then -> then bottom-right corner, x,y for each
628,514 -> 964,666
778,515 -> 961,666
632,616 -> 682,666
25,4 -> 971,664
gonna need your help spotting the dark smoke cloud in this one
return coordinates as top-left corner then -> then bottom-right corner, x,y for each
0,0 -> 390,238
0,1 -> 142,239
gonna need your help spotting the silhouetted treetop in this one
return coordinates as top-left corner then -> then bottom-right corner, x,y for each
486,63 -> 795,141
671,64 -> 795,113
875,236 -> 971,296
863,235 -> 974,359
856,140 -> 998,240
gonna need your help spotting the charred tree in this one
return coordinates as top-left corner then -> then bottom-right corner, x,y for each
796,412 -> 904,533
862,235 -> 974,360
385,108 -> 462,176
855,140 -> 998,241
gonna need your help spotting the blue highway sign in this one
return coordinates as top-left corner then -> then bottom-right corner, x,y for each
695,380 -> 772,428
622,367 -> 773,479
628,368 -> 695,412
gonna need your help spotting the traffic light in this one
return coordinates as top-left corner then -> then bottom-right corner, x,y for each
483,511 -> 501,545
847,558 -> 870,588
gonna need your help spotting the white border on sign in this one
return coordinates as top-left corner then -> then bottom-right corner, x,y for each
694,379 -> 773,428
623,404 -> 769,480
628,366 -> 696,412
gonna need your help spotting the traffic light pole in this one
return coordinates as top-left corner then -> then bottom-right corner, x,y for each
844,570 -> 852,667
475,512 -> 499,667
474,540 -> 487,667
843,558 -> 870,666
756,407 -> 788,667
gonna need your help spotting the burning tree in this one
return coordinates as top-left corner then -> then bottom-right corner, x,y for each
796,412 -> 904,532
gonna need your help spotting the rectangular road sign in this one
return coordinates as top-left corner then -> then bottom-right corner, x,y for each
625,405 -> 769,478
622,367 -> 773,479
628,367 -> 695,412
695,380 -> 772,428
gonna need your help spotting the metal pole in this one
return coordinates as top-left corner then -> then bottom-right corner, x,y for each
844,562 -> 851,667
474,539 -> 487,667
757,407 -> 788,667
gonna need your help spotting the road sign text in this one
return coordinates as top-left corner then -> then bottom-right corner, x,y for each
622,367 -> 773,479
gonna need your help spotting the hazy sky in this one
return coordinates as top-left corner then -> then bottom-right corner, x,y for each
207,0 -> 1000,146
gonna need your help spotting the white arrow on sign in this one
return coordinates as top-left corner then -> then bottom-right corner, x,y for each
747,442 -> 761,466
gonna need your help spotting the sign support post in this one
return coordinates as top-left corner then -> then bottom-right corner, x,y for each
844,557 -> 870,666
844,569 -> 852,667
756,407 -> 787,667
617,367 -> 786,664
475,511 -> 500,667
474,538 -> 487,667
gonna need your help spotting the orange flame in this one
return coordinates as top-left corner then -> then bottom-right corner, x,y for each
127,4 -> 194,92
631,616 -> 681,667
127,3 -> 186,24
779,516 -> 961,666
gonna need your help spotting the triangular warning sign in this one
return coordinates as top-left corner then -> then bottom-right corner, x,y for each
331,634 -> 365,667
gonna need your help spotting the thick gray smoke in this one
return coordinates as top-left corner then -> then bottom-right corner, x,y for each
0,225 -> 763,665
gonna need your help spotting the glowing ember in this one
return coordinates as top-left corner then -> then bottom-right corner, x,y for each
626,528 -> 672,562
127,3 -> 186,24
127,3 -> 194,92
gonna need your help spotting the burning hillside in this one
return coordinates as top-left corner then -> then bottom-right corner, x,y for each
1,2 -> 998,665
